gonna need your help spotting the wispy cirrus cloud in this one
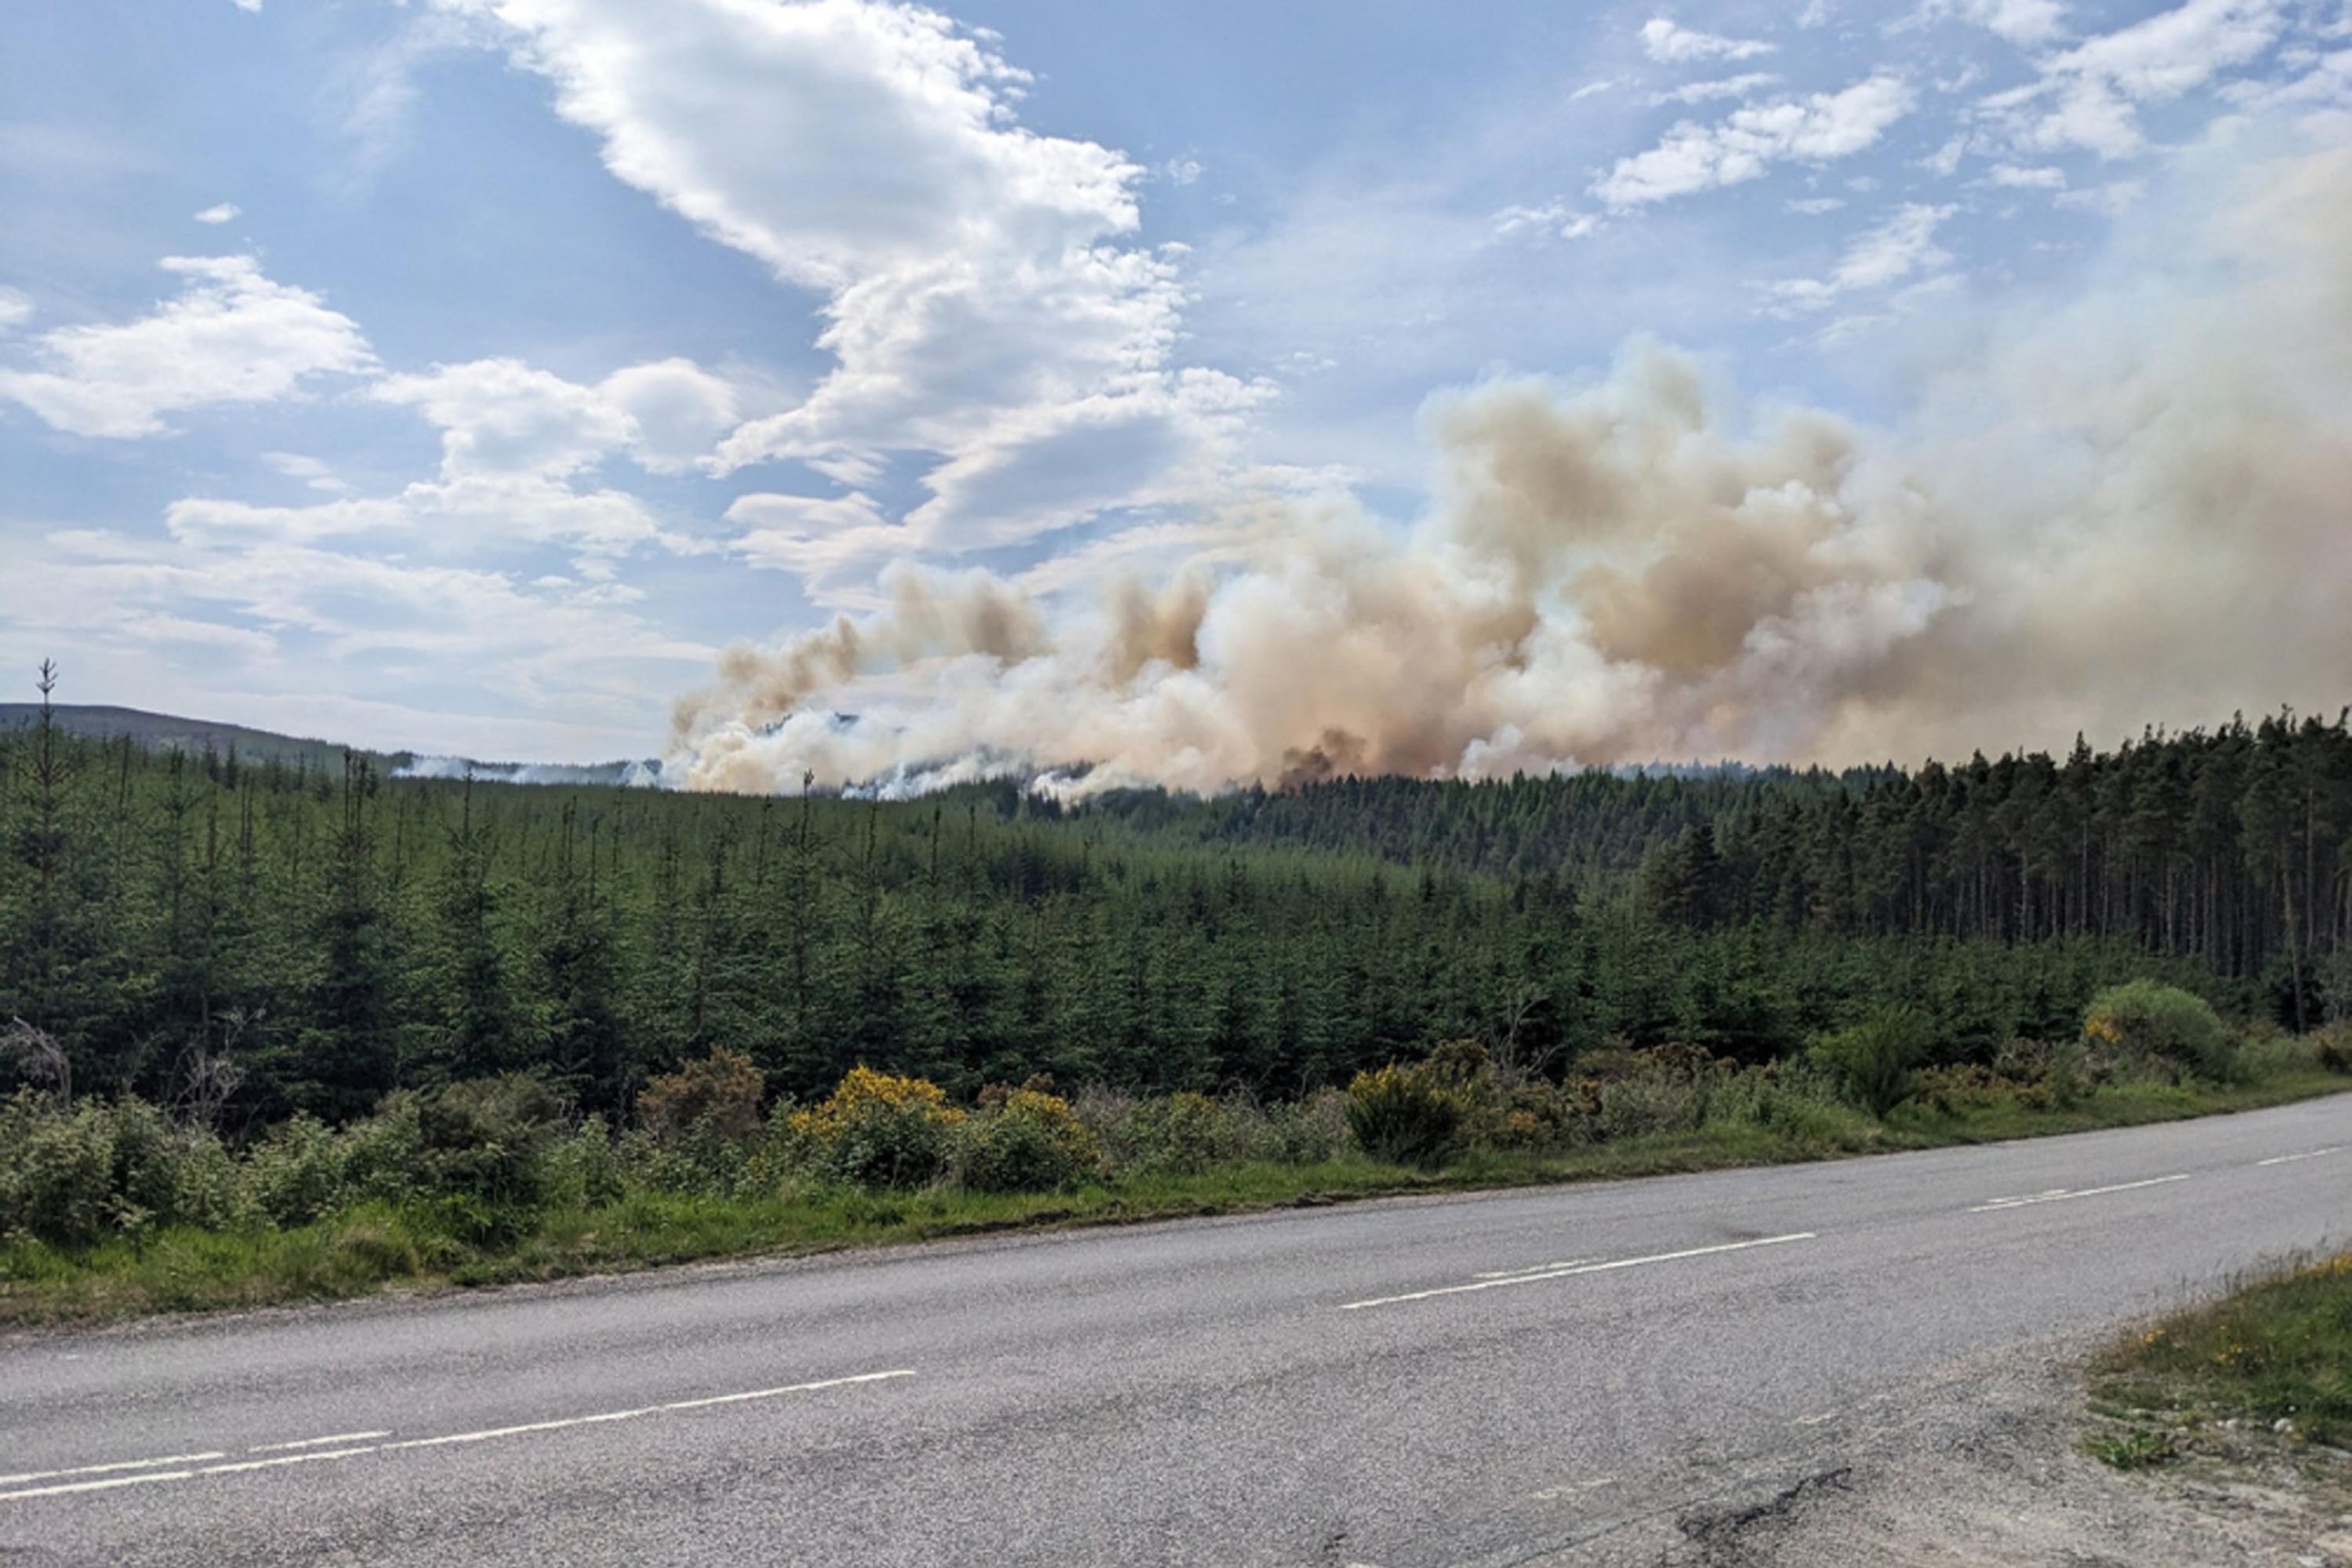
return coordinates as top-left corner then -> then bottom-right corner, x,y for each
1595,74 -> 1917,207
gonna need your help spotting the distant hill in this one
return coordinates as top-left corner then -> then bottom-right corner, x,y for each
0,703 -> 382,771
0,703 -> 659,786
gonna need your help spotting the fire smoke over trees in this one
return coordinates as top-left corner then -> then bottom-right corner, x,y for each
671,135 -> 2352,797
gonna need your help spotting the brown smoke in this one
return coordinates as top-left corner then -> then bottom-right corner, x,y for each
670,137 -> 2352,797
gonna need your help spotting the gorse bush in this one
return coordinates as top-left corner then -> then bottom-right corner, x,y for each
2083,981 -> 2236,1083
638,1051 -> 765,1144
954,1087 -> 1100,1192
1809,1008 -> 1932,1118
1345,1061 -> 1468,1167
786,1066 -> 964,1189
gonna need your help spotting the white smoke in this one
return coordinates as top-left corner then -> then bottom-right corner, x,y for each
671,129 -> 2352,797
395,753 -> 662,787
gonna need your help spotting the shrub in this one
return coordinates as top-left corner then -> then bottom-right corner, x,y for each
2083,981 -> 2235,1083
787,1066 -> 963,1189
638,1050 -> 765,1144
1597,1073 -> 1711,1139
541,1116 -> 627,1210
1118,1091 -> 1232,1174
1268,1087 -> 1353,1163
955,1088 -> 1101,1192
1345,1061 -> 1468,1167
0,1092 -> 234,1245
2317,1026 -> 2350,1076
416,1076 -> 567,1210
1810,1008 -> 1932,1118
245,1113 -> 354,1228
0,1091 -> 118,1245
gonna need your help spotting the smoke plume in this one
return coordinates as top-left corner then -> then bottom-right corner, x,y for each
671,135 -> 2352,797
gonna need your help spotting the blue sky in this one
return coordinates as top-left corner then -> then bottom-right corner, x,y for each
2,0 -> 2347,772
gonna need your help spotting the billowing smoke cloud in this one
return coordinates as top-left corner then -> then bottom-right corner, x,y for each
672,134 -> 2352,797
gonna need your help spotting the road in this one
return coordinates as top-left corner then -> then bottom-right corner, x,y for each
4,1094 -> 2349,1566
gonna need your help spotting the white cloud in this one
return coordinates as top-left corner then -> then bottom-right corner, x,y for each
233,0 -> 261,11
260,451 -> 355,495
441,0 -> 1232,562
1652,73 -> 1781,106
1786,195 -> 1848,212
2053,178 -> 2147,214
1986,162 -> 2067,187
376,358 -> 637,479
0,288 -> 29,336
0,256 -> 374,437
1595,74 -> 1917,207
192,202 -> 240,224
598,357 -> 742,474
166,352 -> 749,567
1994,0 -> 2288,157
1491,200 -> 1603,240
1918,0 -> 2071,45
1161,156 -> 1203,186
1763,202 -> 1955,311
1640,18 -> 1776,64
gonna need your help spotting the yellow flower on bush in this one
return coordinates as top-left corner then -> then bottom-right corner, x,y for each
789,1066 -> 964,1189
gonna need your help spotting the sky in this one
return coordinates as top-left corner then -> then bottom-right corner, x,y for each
2,0 -> 2348,774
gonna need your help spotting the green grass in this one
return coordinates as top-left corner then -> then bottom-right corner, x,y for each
4,1073 -> 2346,1331
2088,1252 -> 2352,1468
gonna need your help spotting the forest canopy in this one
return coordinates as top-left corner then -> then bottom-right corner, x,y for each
2,676 -> 2346,1129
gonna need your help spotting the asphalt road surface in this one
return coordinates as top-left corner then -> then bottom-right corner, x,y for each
5,1094 -> 2349,1566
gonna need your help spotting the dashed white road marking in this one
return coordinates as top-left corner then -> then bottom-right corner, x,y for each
1472,1258 -> 1599,1279
0,1370 -> 915,1506
2257,1146 -> 2344,1167
1969,1174 -> 2190,1213
247,1431 -> 390,1454
201,1446 -> 386,1477
1339,1233 -> 1817,1311
0,1453 -> 226,1489
378,1369 -> 914,1453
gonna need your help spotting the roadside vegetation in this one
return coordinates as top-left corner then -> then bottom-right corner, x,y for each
2088,1250 -> 2352,1472
5,990 -> 2343,1327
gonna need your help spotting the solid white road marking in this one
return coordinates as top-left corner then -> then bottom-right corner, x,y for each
0,1452 -> 225,1488
0,1370 -> 916,1506
1969,1174 -> 2190,1213
247,1431 -> 391,1454
1338,1233 -> 1817,1311
2257,1146 -> 2344,1167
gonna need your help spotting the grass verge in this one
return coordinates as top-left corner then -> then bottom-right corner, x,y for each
2088,1250 -> 2352,1470
4,1071 -> 2344,1332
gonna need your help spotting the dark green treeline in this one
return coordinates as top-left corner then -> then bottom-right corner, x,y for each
2,692 -> 2341,1126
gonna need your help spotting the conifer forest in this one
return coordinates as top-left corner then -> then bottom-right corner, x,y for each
5,677 -> 2347,1131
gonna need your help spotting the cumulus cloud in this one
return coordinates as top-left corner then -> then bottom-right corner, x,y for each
169,353 -> 745,565
1595,75 -> 1917,207
192,202 -> 241,224
437,0 -> 1236,561
0,256 -> 374,437
0,288 -> 29,336
1640,18 -> 1775,64
668,135 -> 2352,799
1989,0 -> 2288,158
1919,0 -> 2071,45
